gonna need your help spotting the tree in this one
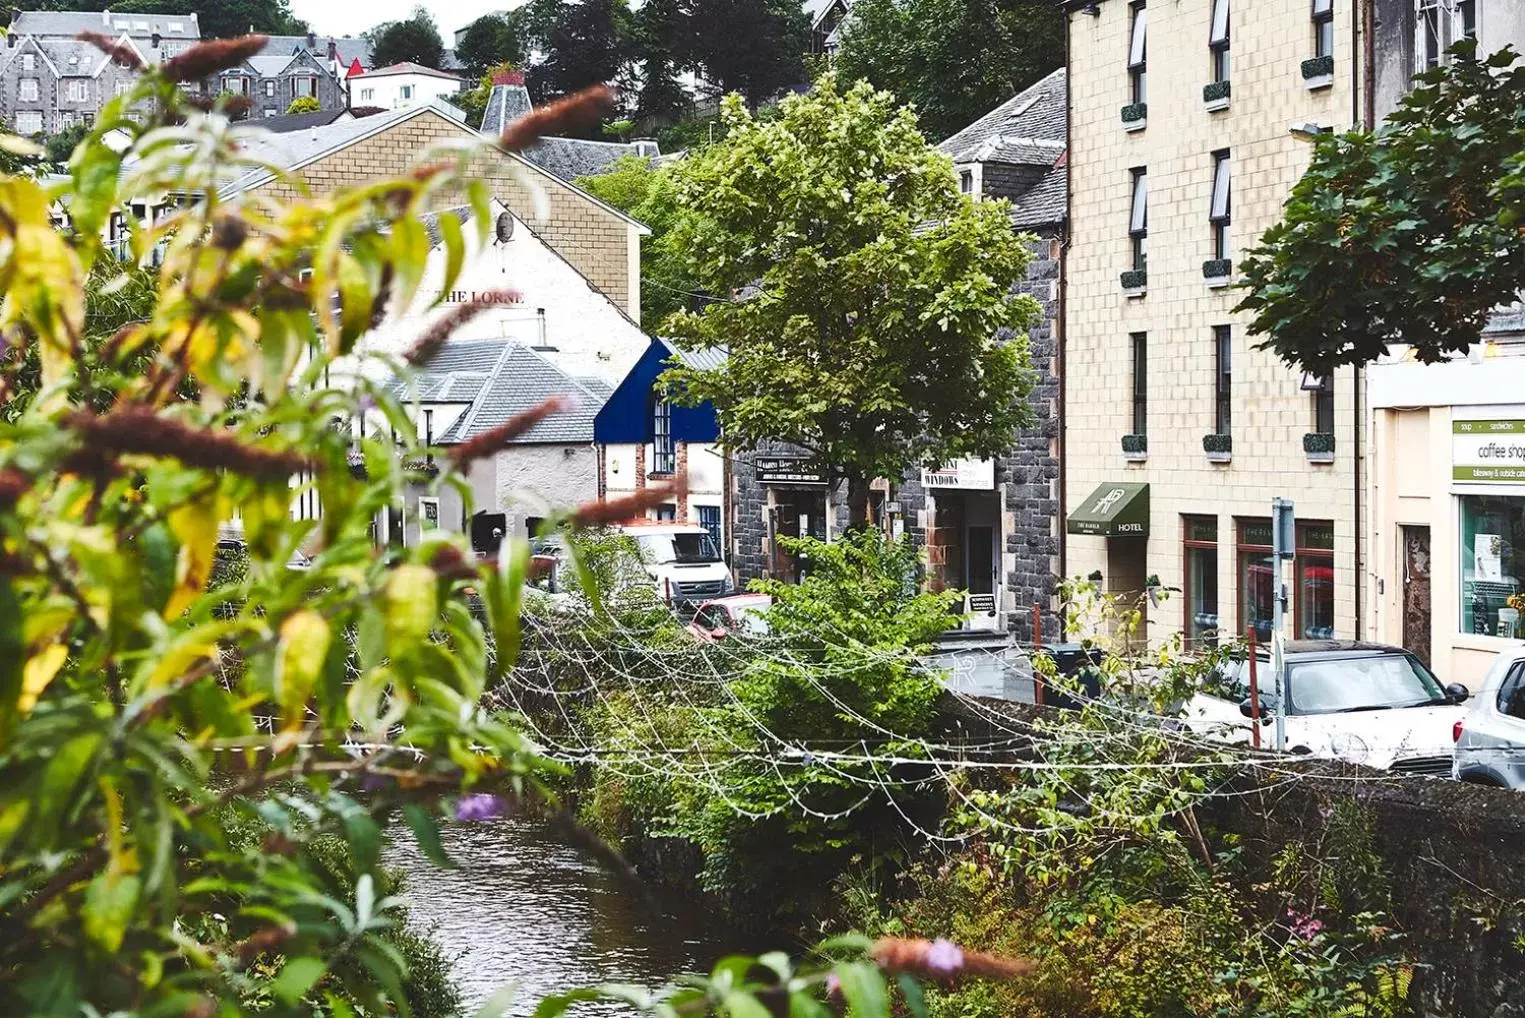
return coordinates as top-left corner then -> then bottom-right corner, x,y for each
577,155 -> 697,331
835,0 -> 1062,141
368,4 -> 446,69
1236,43 -> 1525,374
454,13 -> 527,80
661,75 -> 1040,525
529,0 -> 633,105
632,0 -> 691,126
684,0 -> 808,108
43,122 -> 90,165
285,94 -> 320,114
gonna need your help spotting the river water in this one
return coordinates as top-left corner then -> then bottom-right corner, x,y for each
386,816 -> 751,1016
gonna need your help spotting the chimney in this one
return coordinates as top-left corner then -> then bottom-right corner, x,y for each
327,38 -> 338,62
306,31 -> 316,51
151,31 -> 161,48
102,10 -> 111,27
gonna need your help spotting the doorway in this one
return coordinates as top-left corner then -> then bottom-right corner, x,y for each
1401,525 -> 1432,668
768,490 -> 828,583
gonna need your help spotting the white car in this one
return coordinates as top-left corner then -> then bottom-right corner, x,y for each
1453,644 -> 1525,789
618,521 -> 735,606
1184,640 -> 1470,774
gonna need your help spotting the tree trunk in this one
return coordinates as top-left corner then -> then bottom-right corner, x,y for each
845,473 -> 872,532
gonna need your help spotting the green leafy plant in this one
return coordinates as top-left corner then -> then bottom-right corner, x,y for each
285,95 -> 321,114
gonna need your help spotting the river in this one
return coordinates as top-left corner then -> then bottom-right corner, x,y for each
386,816 -> 752,1016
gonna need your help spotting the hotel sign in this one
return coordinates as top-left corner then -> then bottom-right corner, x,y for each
920,458 -> 995,490
1453,420 -> 1525,483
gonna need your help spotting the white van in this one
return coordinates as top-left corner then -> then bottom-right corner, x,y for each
617,521 -> 735,605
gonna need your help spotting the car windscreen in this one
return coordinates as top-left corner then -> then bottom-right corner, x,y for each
637,532 -> 721,564
1286,653 -> 1446,715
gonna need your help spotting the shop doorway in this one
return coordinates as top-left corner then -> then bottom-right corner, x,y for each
929,491 -> 1001,627
768,490 -> 828,583
1105,537 -> 1149,645
1401,525 -> 1432,668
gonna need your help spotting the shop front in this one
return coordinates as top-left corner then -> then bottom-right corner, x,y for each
922,458 -> 1002,631
756,455 -> 831,584
1370,354 -> 1525,688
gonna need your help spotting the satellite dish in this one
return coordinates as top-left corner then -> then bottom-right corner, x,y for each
495,211 -> 515,244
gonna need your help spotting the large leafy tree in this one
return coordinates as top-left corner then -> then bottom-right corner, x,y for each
454,13 -> 527,81
367,5 -> 446,70
834,0 -> 1062,141
661,75 -> 1040,525
1237,43 -> 1525,374
528,0 -> 634,104
35,0 -> 309,36
683,0 -> 808,108
632,0 -> 691,126
577,155 -> 697,331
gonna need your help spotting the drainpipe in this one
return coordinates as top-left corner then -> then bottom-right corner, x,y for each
1351,0 -> 1373,638
1057,9 -> 1073,590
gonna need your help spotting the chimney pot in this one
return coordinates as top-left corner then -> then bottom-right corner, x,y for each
492,70 -> 526,86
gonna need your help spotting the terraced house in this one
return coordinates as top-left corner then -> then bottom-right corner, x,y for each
1061,0 -> 1361,648
1,9 -> 203,135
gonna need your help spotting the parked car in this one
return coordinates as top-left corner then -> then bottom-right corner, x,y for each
1184,640 -> 1470,774
1453,644 -> 1525,789
618,521 -> 734,606
688,594 -> 772,642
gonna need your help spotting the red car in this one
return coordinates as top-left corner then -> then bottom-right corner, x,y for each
687,594 -> 773,642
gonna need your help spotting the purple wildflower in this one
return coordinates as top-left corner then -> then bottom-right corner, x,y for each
454,793 -> 509,822
923,938 -> 965,976
824,973 -> 841,998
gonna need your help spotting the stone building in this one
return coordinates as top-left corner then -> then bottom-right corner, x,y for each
1,9 -> 203,135
219,48 -> 346,120
1061,0 -> 1358,649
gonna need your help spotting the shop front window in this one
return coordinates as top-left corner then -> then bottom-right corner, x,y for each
1460,495 -> 1525,636
1184,516 -> 1218,648
1296,522 -> 1335,639
1237,519 -> 1274,642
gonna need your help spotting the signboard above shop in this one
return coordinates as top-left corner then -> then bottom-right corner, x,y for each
921,458 -> 995,490
1454,419 -> 1525,483
755,456 -> 828,486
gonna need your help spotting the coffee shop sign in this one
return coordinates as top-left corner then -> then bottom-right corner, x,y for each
1454,419 -> 1525,483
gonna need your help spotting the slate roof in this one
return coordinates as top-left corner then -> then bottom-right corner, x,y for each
393,340 -> 606,445
479,83 -> 659,184
35,39 -> 104,76
938,68 -> 1067,230
256,108 -> 352,134
939,68 -> 1066,163
260,35 -> 373,70
356,61 -> 464,82
10,9 -> 200,40
247,54 -> 298,77
416,205 -> 474,247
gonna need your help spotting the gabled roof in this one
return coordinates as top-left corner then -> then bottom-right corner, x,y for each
391,339 -> 606,445
479,83 -> 659,184
259,34 -> 373,70
9,10 -> 200,41
355,61 -> 464,82
256,108 -> 353,134
939,68 -> 1066,163
217,99 -> 651,235
248,53 -> 299,78
2,35 -> 61,78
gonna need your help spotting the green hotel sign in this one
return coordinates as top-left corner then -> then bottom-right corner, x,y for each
1453,420 -> 1525,483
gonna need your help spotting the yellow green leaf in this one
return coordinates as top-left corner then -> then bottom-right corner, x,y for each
164,496 -> 219,619
276,611 -> 331,728
18,644 -> 68,715
384,564 -> 438,651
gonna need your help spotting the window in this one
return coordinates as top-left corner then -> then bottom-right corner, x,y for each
654,503 -> 677,522
14,111 -> 42,135
115,81 -> 132,97
168,21 -> 184,33
1313,0 -> 1334,60
19,78 -> 39,102
1498,663 -> 1525,722
1210,150 -> 1231,261
1209,0 -> 1230,82
360,87 -> 375,102
652,400 -> 675,474
698,504 -> 722,550
1238,519 -> 1275,642
1129,168 -> 1148,272
1458,0 -> 1477,40
20,54 -> 34,72
1214,325 -> 1232,435
1184,516 -> 1219,648
400,84 -> 414,100
264,80 -> 275,97
1460,495 -> 1525,635
1295,522 -> 1335,639
959,169 -> 973,194
1127,2 -> 1147,104
1130,332 -> 1147,435
1311,375 -> 1335,434
67,79 -> 88,103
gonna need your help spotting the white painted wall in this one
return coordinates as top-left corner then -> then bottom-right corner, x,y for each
357,199 -> 649,386
351,71 -> 462,110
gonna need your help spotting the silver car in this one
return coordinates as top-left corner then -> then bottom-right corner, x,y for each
1453,645 -> 1525,789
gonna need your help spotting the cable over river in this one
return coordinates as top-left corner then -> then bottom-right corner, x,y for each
386,816 -> 754,1016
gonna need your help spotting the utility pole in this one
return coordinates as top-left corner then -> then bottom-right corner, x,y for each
1270,497 -> 1295,752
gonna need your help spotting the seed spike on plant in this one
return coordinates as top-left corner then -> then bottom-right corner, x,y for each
161,36 -> 271,84
567,477 -> 689,529
497,86 -> 616,154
